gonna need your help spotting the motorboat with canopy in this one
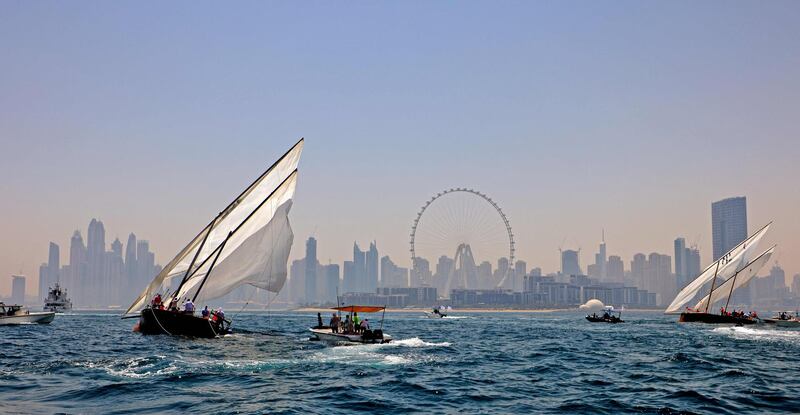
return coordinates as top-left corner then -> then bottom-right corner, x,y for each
586,305 -> 624,323
310,305 -> 392,344
665,222 -> 775,325
0,303 -> 55,325
122,139 -> 304,338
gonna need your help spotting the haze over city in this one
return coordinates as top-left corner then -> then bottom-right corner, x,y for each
2,2 -> 799,297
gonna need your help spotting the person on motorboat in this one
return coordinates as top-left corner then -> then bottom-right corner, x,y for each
329,313 -> 340,333
361,319 -> 370,331
353,312 -> 362,333
344,314 -> 354,334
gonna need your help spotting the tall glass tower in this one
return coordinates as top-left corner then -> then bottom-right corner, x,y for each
711,196 -> 747,261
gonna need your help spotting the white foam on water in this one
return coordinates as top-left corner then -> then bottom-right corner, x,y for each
304,337 -> 447,366
77,355 -> 179,379
389,337 -> 452,347
711,326 -> 800,343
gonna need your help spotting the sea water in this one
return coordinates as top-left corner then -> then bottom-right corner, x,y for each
1,310 -> 799,414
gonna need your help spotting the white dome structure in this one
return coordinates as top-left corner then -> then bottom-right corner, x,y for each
579,299 -> 605,310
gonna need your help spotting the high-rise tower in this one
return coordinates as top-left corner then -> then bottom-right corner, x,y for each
304,237 -> 318,303
712,197 -> 747,261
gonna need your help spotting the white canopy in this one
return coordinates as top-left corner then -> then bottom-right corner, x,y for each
125,139 -> 303,315
665,222 -> 771,314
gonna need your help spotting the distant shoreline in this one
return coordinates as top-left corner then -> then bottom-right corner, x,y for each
64,307 -> 665,313
292,307 -> 664,313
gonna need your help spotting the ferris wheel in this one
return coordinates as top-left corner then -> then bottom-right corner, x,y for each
410,188 -> 515,291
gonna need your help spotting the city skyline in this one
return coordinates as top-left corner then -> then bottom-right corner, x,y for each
2,194 -> 795,299
2,2 -> 800,295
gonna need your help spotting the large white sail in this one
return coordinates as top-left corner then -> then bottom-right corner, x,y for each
664,222 -> 771,314
692,246 -> 775,312
125,139 -> 303,315
173,173 -> 296,304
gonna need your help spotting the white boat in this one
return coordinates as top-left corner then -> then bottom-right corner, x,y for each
43,283 -> 72,312
0,303 -> 55,325
310,305 -> 392,344
424,306 -> 452,318
764,312 -> 800,328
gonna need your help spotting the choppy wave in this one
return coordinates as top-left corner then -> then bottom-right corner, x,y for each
2,311 -> 800,413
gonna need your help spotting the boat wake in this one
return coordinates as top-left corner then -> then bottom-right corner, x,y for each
74,337 -> 452,379
307,337 -> 451,367
388,337 -> 452,347
711,326 -> 800,343
75,355 -> 179,379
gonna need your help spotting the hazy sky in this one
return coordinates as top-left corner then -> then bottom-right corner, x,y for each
2,1 -> 799,296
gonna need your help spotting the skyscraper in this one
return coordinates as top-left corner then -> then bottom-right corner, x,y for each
513,260 -> 527,291
630,253 -> 646,289
136,240 -> 155,290
561,250 -> 582,277
712,196 -> 747,261
47,242 -> 60,289
685,247 -> 701,282
87,219 -> 106,305
674,237 -> 686,284
38,263 -> 49,297
434,255 -> 454,292
304,237 -> 318,303
125,233 -> 137,294
38,242 -> 61,296
381,255 -> 408,288
412,257 -> 431,287
343,260 -> 355,293
322,263 -> 340,304
11,275 -> 26,304
607,255 -> 624,282
366,241 -> 379,293
593,233 -> 607,281
69,230 -> 87,304
106,238 -> 125,305
352,242 -> 367,292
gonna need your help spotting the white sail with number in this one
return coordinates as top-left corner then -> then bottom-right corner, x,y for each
665,222 -> 771,314
125,139 -> 303,315
692,245 -> 775,312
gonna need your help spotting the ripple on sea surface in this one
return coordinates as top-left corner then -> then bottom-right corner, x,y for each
2,311 -> 800,414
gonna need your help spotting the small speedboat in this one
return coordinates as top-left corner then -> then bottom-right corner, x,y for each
424,306 -> 451,319
763,311 -> 800,328
0,303 -> 55,325
586,306 -> 624,323
310,305 -> 392,345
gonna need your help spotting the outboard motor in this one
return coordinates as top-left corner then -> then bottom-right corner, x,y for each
372,329 -> 383,340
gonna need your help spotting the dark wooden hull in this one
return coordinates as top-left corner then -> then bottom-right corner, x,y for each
138,308 -> 228,338
678,312 -> 757,325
